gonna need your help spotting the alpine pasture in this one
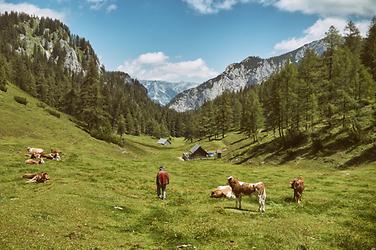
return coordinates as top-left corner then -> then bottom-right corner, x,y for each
0,84 -> 375,249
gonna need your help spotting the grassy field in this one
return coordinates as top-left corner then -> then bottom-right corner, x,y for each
0,84 -> 375,249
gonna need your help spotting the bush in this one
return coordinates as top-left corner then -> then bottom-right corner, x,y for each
0,84 -> 7,92
14,96 -> 27,105
46,108 -> 61,118
37,102 -> 47,108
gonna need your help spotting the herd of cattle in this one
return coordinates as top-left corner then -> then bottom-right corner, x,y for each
22,147 -> 61,183
156,167 -> 305,212
23,148 -> 304,213
210,176 -> 305,212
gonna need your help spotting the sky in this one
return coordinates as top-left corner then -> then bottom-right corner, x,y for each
0,0 -> 375,83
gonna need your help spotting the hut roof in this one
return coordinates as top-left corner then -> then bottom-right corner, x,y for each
157,138 -> 170,144
190,144 -> 207,154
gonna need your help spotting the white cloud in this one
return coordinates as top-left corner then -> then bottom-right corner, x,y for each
0,0 -> 65,20
86,0 -> 117,12
106,4 -> 117,13
273,17 -> 371,53
117,52 -> 219,83
183,0 -> 252,14
274,0 -> 376,18
183,0 -> 376,17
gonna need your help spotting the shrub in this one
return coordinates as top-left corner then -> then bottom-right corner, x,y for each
14,96 -> 27,105
0,84 -> 7,92
46,108 -> 61,118
37,102 -> 47,108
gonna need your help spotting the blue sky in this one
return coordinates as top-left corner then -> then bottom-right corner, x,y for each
0,0 -> 375,82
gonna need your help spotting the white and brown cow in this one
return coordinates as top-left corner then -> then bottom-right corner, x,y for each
210,185 -> 236,200
290,177 -> 304,204
227,176 -> 266,213
23,172 -> 49,183
27,147 -> 44,155
25,158 -> 45,165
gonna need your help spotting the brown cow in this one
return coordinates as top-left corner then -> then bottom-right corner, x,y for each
23,172 -> 49,183
210,185 -> 236,199
25,158 -> 45,165
290,177 -> 304,203
227,176 -> 266,213
156,166 -> 170,199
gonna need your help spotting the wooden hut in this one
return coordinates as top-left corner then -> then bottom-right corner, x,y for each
189,144 -> 208,159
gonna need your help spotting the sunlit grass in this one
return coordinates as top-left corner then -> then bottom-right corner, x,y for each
0,84 -> 375,249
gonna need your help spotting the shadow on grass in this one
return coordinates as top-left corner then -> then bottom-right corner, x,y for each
223,206 -> 253,212
339,144 -> 376,168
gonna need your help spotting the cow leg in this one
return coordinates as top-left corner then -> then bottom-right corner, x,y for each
258,194 -> 266,213
157,184 -> 162,199
162,185 -> 167,200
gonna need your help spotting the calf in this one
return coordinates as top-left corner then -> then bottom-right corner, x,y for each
290,177 -> 304,204
25,158 -> 45,165
210,185 -> 236,199
23,172 -> 49,183
227,176 -> 266,213
156,166 -> 170,199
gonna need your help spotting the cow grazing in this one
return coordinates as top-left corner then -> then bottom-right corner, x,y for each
227,176 -> 266,213
25,158 -> 45,165
210,185 -> 236,199
23,172 -> 49,183
290,177 -> 304,204
27,147 -> 44,155
156,166 -> 170,200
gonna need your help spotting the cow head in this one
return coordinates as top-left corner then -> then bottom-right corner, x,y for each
41,172 -> 50,181
210,189 -> 224,198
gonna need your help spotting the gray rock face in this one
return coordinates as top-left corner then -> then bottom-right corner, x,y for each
168,39 -> 326,112
60,40 -> 83,74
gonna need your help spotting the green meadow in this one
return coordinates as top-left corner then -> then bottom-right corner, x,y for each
0,84 -> 375,249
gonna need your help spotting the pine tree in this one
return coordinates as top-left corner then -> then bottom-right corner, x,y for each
79,58 -> 107,130
297,49 -> 320,131
241,90 -> 264,142
362,17 -> 376,80
344,20 -> 362,56
117,115 -> 126,137
324,25 -> 342,81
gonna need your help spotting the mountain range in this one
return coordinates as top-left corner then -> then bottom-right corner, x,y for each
140,80 -> 197,106
168,39 -> 327,112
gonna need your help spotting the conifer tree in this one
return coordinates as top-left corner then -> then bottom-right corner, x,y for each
362,17 -> 376,80
241,90 -> 264,141
344,20 -> 362,56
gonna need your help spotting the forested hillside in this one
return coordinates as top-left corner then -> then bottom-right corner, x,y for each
0,12 -> 186,141
182,21 -> 376,162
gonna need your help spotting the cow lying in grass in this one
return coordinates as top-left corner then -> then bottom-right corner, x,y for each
25,158 -> 44,165
156,166 -> 169,200
210,185 -> 236,199
23,172 -> 49,183
290,177 -> 304,204
227,176 -> 266,213
42,152 -> 61,161
27,147 -> 44,155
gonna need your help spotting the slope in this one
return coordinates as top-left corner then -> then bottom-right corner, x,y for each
0,84 -> 375,249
